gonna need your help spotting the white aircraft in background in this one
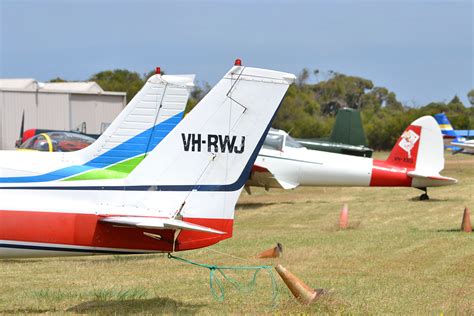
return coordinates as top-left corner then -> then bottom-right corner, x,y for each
0,62 -> 295,258
450,140 -> 474,154
246,123 -> 457,200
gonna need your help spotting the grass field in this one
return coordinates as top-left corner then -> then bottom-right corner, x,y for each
1,153 -> 473,314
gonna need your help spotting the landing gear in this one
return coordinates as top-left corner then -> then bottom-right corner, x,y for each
418,188 -> 429,201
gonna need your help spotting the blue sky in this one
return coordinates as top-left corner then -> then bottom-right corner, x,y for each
0,0 -> 472,106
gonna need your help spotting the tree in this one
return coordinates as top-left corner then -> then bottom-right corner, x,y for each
447,95 -> 464,111
185,81 -> 212,113
89,69 -> 144,102
296,68 -> 310,87
49,77 -> 67,83
468,89 -> 474,106
312,74 -> 374,114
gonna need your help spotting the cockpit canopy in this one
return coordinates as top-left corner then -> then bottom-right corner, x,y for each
263,128 -> 304,151
20,132 -> 95,152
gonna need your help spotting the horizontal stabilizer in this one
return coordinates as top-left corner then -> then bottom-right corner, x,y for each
100,216 -> 226,234
248,164 -> 299,189
407,170 -> 457,185
275,178 -> 299,189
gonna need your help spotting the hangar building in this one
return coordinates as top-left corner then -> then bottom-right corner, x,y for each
0,79 -> 126,150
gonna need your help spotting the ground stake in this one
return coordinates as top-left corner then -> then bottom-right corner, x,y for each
256,243 -> 283,258
275,264 -> 324,305
461,207 -> 472,233
339,203 -> 349,229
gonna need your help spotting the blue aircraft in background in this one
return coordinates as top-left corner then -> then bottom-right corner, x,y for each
434,113 -> 474,154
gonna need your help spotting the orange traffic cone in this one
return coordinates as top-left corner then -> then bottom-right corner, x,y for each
256,243 -> 283,258
461,207 -> 472,233
275,264 -> 325,305
339,204 -> 349,229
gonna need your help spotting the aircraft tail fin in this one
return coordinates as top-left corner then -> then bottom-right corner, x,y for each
384,116 -> 456,187
329,108 -> 368,146
127,66 -> 295,186
126,64 -> 295,249
433,112 -> 465,150
433,113 -> 461,139
78,72 -> 194,170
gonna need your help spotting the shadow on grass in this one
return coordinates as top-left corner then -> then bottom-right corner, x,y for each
0,259 -> 44,264
236,201 -> 294,210
67,296 -> 203,314
62,254 -> 164,264
408,196 -> 450,202
0,254 -> 163,265
319,221 -> 363,232
435,228 -> 467,233
277,290 -> 354,314
0,308 -> 52,314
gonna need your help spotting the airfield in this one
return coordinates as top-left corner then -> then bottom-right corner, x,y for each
1,152 -> 473,314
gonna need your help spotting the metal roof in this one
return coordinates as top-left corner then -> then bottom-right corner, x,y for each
41,81 -> 103,93
0,79 -> 37,90
0,79 -> 125,96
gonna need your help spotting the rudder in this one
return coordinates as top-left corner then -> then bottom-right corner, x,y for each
330,108 -> 368,146
386,116 -> 445,176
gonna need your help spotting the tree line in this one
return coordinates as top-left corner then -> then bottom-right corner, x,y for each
51,68 -> 474,150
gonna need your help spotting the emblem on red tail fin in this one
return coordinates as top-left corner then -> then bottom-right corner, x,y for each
398,130 -> 420,158
385,125 -> 422,170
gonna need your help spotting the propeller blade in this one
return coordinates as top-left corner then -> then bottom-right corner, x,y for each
16,111 -> 25,147
20,111 -> 25,139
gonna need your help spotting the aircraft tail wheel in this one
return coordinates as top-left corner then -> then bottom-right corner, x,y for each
419,187 -> 429,200
417,188 -> 429,201
419,193 -> 429,201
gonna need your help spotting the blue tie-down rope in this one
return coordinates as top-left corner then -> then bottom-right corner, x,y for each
168,253 -> 279,306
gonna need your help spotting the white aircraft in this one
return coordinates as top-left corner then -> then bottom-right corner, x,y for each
246,123 -> 457,200
0,62 -> 295,258
451,140 -> 474,155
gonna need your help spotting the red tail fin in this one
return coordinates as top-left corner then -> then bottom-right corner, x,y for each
386,125 -> 422,169
371,116 -> 452,188
370,124 -> 422,187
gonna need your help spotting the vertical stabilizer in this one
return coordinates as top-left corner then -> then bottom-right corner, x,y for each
77,74 -> 194,169
433,112 -> 465,151
373,115 -> 456,188
434,113 -> 459,139
329,108 -> 368,146
127,65 -> 295,250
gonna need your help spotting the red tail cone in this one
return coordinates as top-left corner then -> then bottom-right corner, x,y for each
256,243 -> 283,258
339,204 -> 349,229
275,264 -> 324,305
461,207 -> 472,233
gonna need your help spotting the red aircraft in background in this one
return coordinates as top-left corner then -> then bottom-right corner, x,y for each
15,112 -> 100,152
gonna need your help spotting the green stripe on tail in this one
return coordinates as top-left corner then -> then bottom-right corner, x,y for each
63,155 -> 145,181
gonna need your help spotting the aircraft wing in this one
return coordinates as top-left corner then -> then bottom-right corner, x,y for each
454,130 -> 474,137
99,216 -> 226,234
451,142 -> 474,150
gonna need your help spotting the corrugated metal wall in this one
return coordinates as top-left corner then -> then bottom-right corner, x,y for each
0,91 -> 125,150
70,94 -> 124,134
37,93 -> 70,130
0,90 -> 38,150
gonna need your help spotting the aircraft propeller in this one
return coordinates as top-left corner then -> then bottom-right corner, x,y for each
15,111 -> 25,148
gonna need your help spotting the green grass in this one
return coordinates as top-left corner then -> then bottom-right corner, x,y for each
1,153 -> 473,314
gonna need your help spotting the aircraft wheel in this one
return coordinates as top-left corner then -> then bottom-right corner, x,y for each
419,193 -> 429,201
